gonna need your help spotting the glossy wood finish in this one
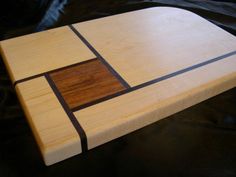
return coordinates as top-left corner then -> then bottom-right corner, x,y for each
50,59 -> 126,109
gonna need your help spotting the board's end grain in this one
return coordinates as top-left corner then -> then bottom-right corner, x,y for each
0,41 -> 16,84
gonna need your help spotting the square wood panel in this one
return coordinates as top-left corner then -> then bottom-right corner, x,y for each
49,59 -> 126,110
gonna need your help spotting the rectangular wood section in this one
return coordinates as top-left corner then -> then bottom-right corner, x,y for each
0,26 -> 95,83
49,58 -> 126,110
15,77 -> 82,166
0,7 -> 236,166
74,55 -> 236,150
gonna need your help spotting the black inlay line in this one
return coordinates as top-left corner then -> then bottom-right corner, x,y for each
71,50 -> 236,112
45,73 -> 88,152
68,24 -> 131,89
14,73 -> 44,87
13,57 -> 97,87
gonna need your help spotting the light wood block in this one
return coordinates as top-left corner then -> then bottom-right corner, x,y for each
0,7 -> 236,165
15,77 -> 82,165
0,26 -> 95,82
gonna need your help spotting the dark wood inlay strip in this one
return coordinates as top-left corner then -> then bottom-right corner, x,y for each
13,58 -> 97,87
71,50 -> 236,112
14,73 -> 44,87
45,73 -> 88,152
68,25 -> 131,89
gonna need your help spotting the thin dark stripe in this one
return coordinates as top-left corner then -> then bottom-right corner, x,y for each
68,24 -> 131,89
45,73 -> 88,152
71,50 -> 236,112
14,73 -> 44,87
14,58 -> 97,87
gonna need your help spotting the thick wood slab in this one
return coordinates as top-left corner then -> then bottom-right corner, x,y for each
0,7 -> 236,165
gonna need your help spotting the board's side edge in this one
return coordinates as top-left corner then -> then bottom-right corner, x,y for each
15,79 -> 83,166
0,42 -> 16,84
86,72 -> 236,150
14,85 -> 46,163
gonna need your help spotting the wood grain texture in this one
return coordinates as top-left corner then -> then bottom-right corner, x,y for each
74,7 -> 236,87
0,26 -> 95,83
0,7 -> 236,166
74,54 -> 236,150
15,77 -> 82,166
50,59 -> 126,109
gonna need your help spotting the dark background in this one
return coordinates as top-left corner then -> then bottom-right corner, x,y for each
0,1 -> 236,177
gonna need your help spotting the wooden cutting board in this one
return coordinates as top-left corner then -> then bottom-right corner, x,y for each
1,7 -> 236,166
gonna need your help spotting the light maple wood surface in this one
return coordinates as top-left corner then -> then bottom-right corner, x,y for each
0,26 -> 95,82
75,7 -> 236,86
74,55 -> 236,149
15,77 -> 82,165
0,7 -> 236,165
